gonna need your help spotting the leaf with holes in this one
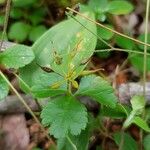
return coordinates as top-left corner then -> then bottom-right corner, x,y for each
41,95 -> 88,138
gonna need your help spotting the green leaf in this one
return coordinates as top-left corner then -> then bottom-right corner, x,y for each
32,5 -> 97,76
137,34 -> 150,51
101,104 -> 128,118
0,15 -> 5,26
131,95 -> 145,113
75,75 -> 117,108
12,0 -> 37,7
0,44 -> 35,69
143,134 -> 150,150
41,95 -> 88,138
133,117 -> 150,132
31,72 -> 67,98
113,132 -> 138,150
8,22 -> 31,42
57,127 -> 90,150
107,0 -> 134,15
29,25 -> 47,42
115,35 -> 135,49
0,75 -> 9,100
10,8 -> 24,19
97,24 -> 114,40
123,96 -> 146,129
88,0 -> 108,14
130,54 -> 150,72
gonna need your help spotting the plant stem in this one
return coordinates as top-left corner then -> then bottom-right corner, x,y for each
118,129 -> 125,150
66,7 -> 150,48
141,0 -> 150,150
67,136 -> 77,150
0,71 -> 54,144
0,0 -> 11,51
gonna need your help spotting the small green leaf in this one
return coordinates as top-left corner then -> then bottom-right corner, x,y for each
31,72 -> 67,98
107,0 -> 134,15
97,24 -> 114,40
131,95 -> 145,113
143,134 -> 150,150
10,8 -> 24,19
130,54 -> 150,72
29,25 -> 47,42
115,35 -> 135,49
75,75 -> 117,108
0,44 -> 34,69
41,95 -> 88,138
0,15 -> 5,26
0,75 -> 9,100
8,22 -> 31,42
123,96 -> 146,129
88,0 -> 108,14
133,117 -> 150,132
113,132 -> 138,150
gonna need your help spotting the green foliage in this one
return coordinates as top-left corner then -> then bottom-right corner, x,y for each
0,75 -> 9,100
29,25 -> 47,42
8,22 -> 31,42
76,75 -> 117,108
0,44 -> 34,69
123,95 -> 149,131
107,0 -> 134,15
41,95 -> 88,138
57,128 -> 90,150
31,72 -> 67,98
143,134 -> 150,150
113,132 -> 138,150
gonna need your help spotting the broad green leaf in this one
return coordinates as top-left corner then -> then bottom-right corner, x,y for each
143,134 -> 150,150
115,35 -> 135,49
113,132 -> 138,150
75,75 -> 117,108
0,44 -> 34,69
29,25 -> 47,42
57,128 -> 90,150
137,34 -> 150,51
0,75 -> 9,100
130,54 -> 150,72
41,95 -> 88,138
8,22 -> 31,42
133,117 -> 150,132
31,72 -> 67,98
97,24 -> 114,40
107,0 -> 134,15
32,5 -> 97,76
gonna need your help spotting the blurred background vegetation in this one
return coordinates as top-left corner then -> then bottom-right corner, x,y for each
0,0 -> 85,44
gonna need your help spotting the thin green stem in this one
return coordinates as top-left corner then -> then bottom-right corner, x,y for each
66,7 -> 150,48
118,129 -> 125,150
0,71 -> 53,142
95,48 -> 150,56
141,1 -> 150,149
67,136 -> 77,150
